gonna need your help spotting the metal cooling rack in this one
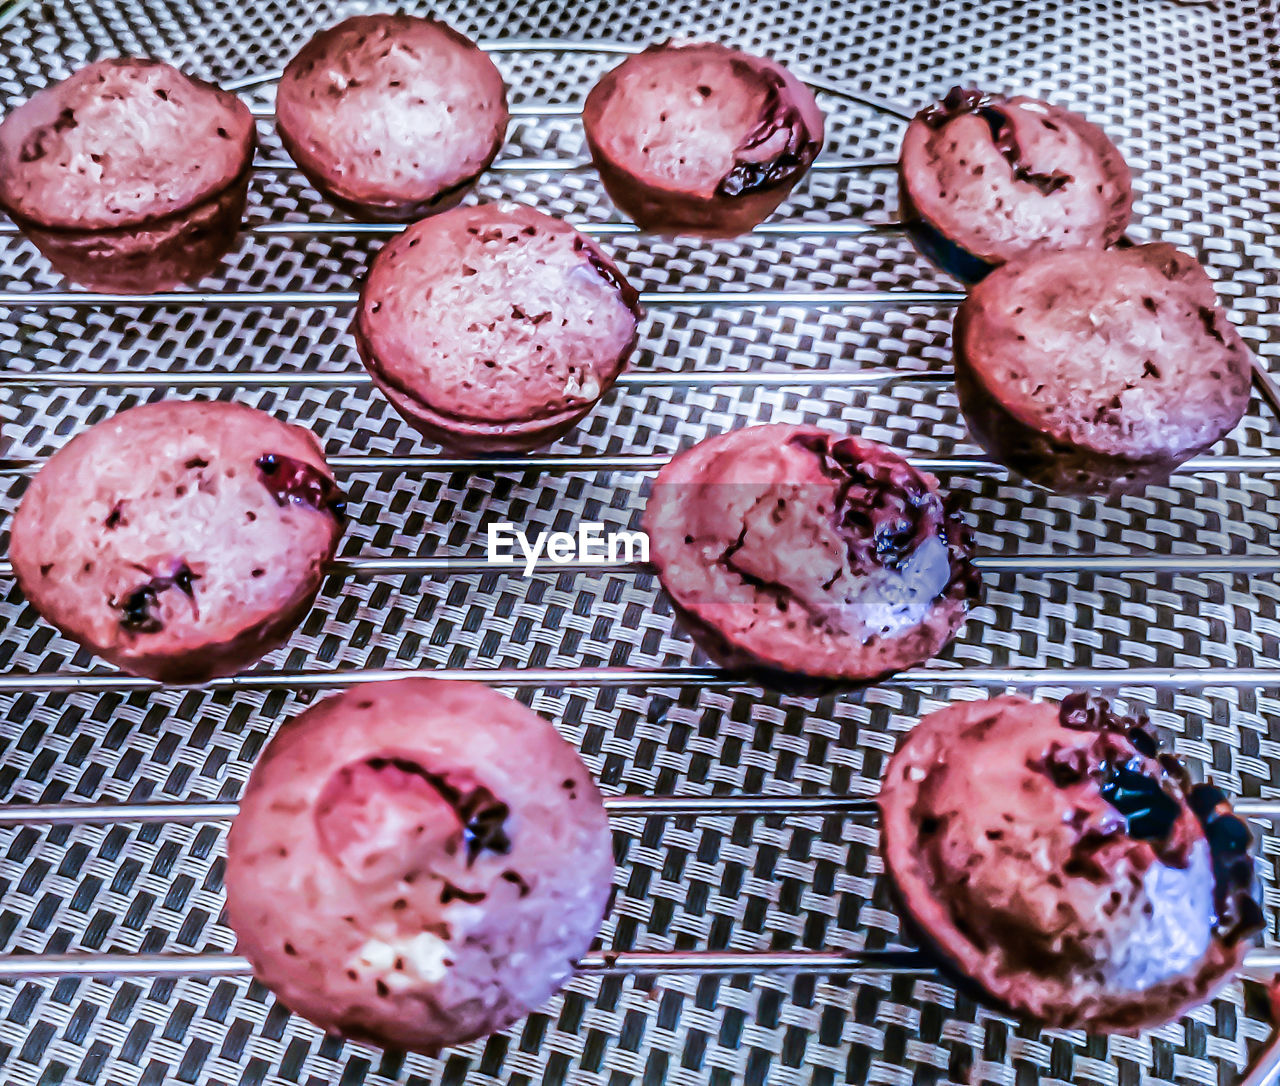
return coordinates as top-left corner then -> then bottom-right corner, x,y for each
0,1 -> 1278,1084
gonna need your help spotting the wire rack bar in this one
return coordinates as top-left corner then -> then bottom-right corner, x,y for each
317,452 -> 1272,476
0,947 -> 1275,981
0,289 -> 964,309
0,369 -> 948,391
298,554 -> 1280,576
0,218 -> 901,239
0,795 -> 881,828
238,155 -> 900,174
0,949 -> 934,981
0,666 -> 1275,694
0,452 -> 1276,480
248,103 -> 593,118
0,554 -> 1271,579
0,157 -> 897,181
2,365 -> 1277,425
222,40 -> 916,121
1,794 -> 1276,829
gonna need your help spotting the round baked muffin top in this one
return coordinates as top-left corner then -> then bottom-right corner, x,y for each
955,243 -> 1253,464
900,89 -> 1131,267
584,41 -> 823,201
356,202 -> 641,427
276,15 -> 507,216
9,400 -> 343,680
225,678 -> 615,1053
644,424 -> 976,681
880,694 -> 1261,1031
0,57 -> 255,231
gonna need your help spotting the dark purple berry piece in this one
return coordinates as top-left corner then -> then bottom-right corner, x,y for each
716,68 -> 821,198
114,584 -> 163,633
785,431 -> 974,608
257,453 -> 345,518
109,560 -> 201,635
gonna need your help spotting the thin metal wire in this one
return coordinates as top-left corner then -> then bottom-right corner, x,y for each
0,451 -> 1276,479
0,369 -> 947,391
0,218 -> 902,239
0,156 -> 901,181
0,666 -> 1274,693
308,554 -> 1280,576
0,947 -> 1274,981
221,39 -> 917,121
0,289 -> 964,309
3,793 -> 1279,829
0,554 -> 1272,578
0,949 -> 933,980
0,795 -> 881,827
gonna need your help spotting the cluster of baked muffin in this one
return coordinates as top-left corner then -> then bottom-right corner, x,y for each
0,18 -> 1253,487
0,13 -> 1266,1060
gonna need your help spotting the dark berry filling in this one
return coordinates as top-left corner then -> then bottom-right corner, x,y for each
256,453 -> 345,518
1057,693 -> 1262,943
921,88 -> 1072,197
788,432 -> 977,600
716,66 -> 821,198
18,107 -> 77,164
109,561 -> 201,635
577,240 -> 642,316
364,756 -> 511,865
1188,782 -> 1265,943
114,584 -> 162,634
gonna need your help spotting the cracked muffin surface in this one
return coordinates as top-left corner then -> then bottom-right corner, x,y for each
355,202 -> 641,452
954,243 -> 1254,494
643,423 -> 976,682
899,88 -> 1131,281
880,694 -> 1262,1031
224,679 -> 615,1053
10,399 -> 344,683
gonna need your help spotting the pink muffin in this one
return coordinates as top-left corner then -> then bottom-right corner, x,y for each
10,400 -> 344,683
354,202 -> 641,452
644,424 -> 977,684
583,41 -> 824,236
899,88 -> 1132,283
276,15 -> 508,221
0,58 -> 255,291
954,243 -> 1254,494
225,679 -> 615,1053
880,694 -> 1262,1031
